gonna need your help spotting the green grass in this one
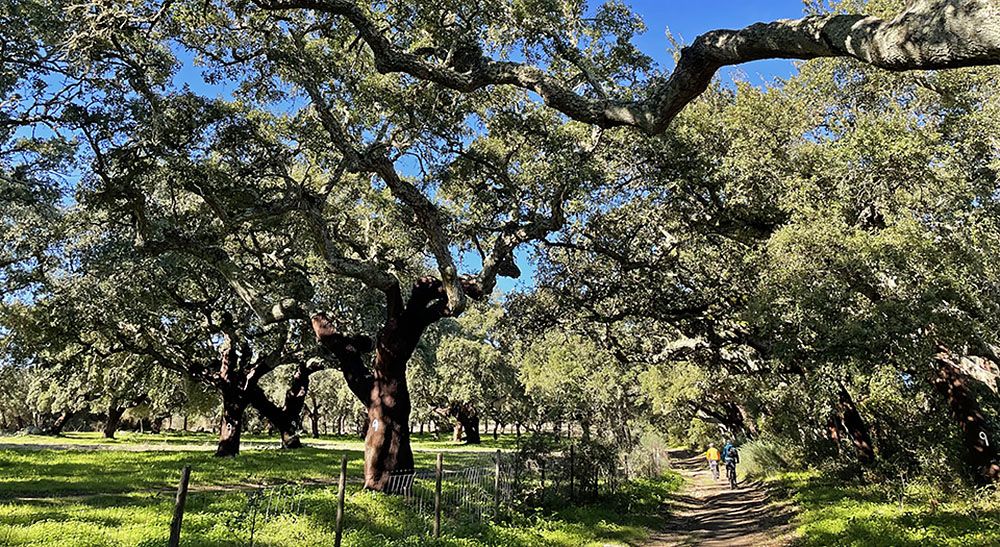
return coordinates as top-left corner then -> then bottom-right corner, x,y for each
769,471 -> 1000,547
0,434 -> 682,546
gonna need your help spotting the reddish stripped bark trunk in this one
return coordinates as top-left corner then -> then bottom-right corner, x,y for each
214,315 -> 252,457
931,350 -> 1000,484
837,384 -> 876,465
216,387 -> 247,457
364,310 -> 419,488
313,277 -> 482,491
247,361 -> 327,449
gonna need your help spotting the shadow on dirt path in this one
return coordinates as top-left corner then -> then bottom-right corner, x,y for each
645,449 -> 797,547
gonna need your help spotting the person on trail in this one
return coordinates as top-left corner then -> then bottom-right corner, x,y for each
724,444 -> 741,489
705,443 -> 721,480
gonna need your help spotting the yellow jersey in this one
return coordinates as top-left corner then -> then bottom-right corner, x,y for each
705,447 -> 721,461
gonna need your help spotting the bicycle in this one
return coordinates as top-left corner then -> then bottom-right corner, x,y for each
725,460 -> 738,489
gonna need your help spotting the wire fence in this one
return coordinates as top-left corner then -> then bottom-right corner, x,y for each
1,444 -> 657,546
173,446 -> 636,546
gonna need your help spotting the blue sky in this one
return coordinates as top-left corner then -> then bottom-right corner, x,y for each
630,0 -> 808,83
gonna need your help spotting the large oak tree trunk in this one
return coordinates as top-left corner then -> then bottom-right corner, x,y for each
449,402 -> 481,444
277,363 -> 313,448
104,404 -> 126,439
364,324 -> 417,489
214,315 -> 251,457
46,410 -> 73,436
247,385 -> 302,449
313,278 -> 482,491
931,350 -> 1000,483
216,388 -> 247,457
246,360 -> 330,450
309,406 -> 321,438
838,384 -> 876,465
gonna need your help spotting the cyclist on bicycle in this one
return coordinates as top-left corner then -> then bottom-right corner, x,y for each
705,444 -> 721,480
724,444 -> 740,489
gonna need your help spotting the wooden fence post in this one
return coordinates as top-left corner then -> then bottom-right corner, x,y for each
433,453 -> 443,538
335,454 -> 347,547
493,449 -> 501,516
168,465 -> 191,547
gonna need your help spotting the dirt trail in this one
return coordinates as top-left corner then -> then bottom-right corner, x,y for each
645,449 -> 796,547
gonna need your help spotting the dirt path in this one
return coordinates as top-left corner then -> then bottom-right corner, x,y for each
645,449 -> 796,547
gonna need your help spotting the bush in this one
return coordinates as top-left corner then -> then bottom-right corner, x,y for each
739,438 -> 800,478
624,428 -> 672,479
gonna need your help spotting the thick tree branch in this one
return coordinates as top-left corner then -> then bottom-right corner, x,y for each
255,0 -> 1000,134
311,313 -> 376,407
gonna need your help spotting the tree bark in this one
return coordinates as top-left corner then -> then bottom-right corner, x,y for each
313,277 -> 483,491
245,360 -> 329,449
737,404 -> 759,439
149,415 -> 167,434
449,401 -> 481,444
580,415 -> 592,442
46,410 -> 73,436
310,407 -> 320,438
104,404 -> 126,439
827,413 -> 844,456
246,384 -> 301,449
216,387 -> 247,457
215,319 -> 252,457
257,0 -> 1000,134
691,401 -> 755,441
305,397 -> 322,439
931,350 -> 1000,483
837,384 -> 876,465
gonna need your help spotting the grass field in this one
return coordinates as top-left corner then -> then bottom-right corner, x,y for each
768,471 -> 1000,547
0,432 -> 682,546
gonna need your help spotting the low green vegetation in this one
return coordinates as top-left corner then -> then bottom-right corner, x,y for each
766,471 -> 1000,546
0,436 -> 682,546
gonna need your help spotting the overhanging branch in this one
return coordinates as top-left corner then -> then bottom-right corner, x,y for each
254,0 -> 1000,134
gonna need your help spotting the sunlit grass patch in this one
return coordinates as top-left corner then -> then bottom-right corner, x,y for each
0,437 -> 682,546
770,472 -> 1000,546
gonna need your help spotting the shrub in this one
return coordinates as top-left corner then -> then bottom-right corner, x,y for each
739,438 -> 800,478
